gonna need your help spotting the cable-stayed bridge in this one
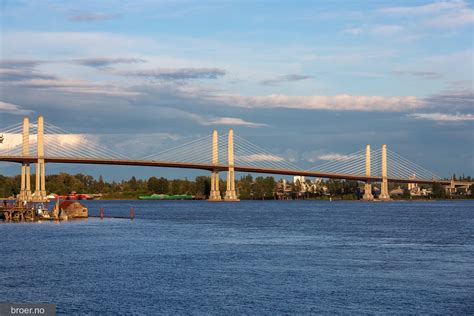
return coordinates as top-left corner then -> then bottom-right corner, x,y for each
0,116 -> 470,202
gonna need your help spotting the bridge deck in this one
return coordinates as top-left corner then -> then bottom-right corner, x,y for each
0,155 -> 453,185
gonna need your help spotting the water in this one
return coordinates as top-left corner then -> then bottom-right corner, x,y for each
1,200 -> 473,314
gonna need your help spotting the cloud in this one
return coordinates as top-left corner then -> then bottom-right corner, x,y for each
301,50 -> 397,63
237,154 -> 285,162
0,69 -> 57,81
409,112 -> 474,122
0,134 -> 37,151
0,101 -> 32,115
423,7 -> 474,28
424,89 -> 474,111
212,94 -> 424,112
317,153 -> 356,161
260,74 -> 312,86
0,59 -> 44,69
148,106 -> 267,129
68,12 -> 120,22
341,25 -> 404,36
379,0 -> 474,28
341,28 -> 363,35
201,117 -> 267,128
70,57 -> 147,69
119,68 -> 226,80
4,79 -> 141,97
370,25 -> 404,35
393,71 -> 442,80
379,0 -> 466,15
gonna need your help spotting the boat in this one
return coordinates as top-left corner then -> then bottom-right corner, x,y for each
138,194 -> 194,200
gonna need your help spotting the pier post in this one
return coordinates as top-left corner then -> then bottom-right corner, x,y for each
379,144 -> 391,200
209,129 -> 222,201
362,144 -> 374,201
19,116 -> 32,202
34,115 -> 46,201
130,207 -> 134,220
100,207 -> 104,219
224,128 -> 239,201
408,174 -> 416,191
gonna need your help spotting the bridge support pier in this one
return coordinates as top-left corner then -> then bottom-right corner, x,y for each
379,144 -> 391,200
19,116 -> 32,202
34,115 -> 46,201
362,144 -> 374,201
209,129 -> 222,201
224,128 -> 239,201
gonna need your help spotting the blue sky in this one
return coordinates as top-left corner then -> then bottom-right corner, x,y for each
0,0 -> 473,180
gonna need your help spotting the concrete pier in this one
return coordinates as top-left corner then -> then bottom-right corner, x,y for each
209,129 -> 222,201
224,128 -> 239,201
362,144 -> 374,201
34,116 -> 46,201
19,116 -> 32,202
379,144 -> 391,200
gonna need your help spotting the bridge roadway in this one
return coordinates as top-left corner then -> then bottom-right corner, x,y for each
0,155 -> 451,185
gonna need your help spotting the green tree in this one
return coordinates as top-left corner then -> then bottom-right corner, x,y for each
195,176 -> 211,197
128,176 -> 138,191
432,183 -> 447,198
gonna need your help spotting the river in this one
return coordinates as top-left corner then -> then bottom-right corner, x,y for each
1,200 -> 473,314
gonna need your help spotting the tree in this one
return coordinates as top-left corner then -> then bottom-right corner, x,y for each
195,176 -> 211,197
97,175 -> 105,193
237,174 -> 253,199
147,176 -> 160,193
253,176 -> 275,200
129,176 -> 138,191
156,177 -> 169,194
432,183 -> 446,198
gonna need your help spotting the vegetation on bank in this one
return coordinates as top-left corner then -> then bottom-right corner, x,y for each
0,173 -> 472,200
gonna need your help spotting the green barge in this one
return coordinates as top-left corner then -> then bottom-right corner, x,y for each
138,194 -> 195,200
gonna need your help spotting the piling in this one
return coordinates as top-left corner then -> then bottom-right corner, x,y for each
130,207 -> 134,220
100,207 -> 104,219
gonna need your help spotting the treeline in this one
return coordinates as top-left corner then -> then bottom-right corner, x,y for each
1,173 -> 472,200
0,173 -> 359,200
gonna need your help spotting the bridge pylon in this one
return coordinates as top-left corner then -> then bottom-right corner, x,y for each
18,116 -> 32,202
224,128 -> 239,201
379,144 -> 391,200
33,115 -> 46,201
209,129 -> 222,201
362,144 -> 374,201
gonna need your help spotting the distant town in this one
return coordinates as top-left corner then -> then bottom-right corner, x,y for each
1,173 -> 472,201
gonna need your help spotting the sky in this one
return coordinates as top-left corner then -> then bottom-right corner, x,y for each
0,0 -> 473,180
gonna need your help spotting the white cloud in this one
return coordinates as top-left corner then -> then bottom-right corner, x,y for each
212,94 -> 424,112
380,0 -> 466,15
380,0 -> 467,15
379,0 -> 474,28
370,25 -> 404,35
317,153 -> 357,161
202,117 -> 267,128
0,134 -> 36,151
409,112 -> 474,122
237,154 -> 285,162
341,28 -> 363,35
0,133 -> 101,154
0,101 -> 32,115
423,7 -> 474,28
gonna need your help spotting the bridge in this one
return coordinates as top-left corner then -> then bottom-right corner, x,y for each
0,116 -> 470,202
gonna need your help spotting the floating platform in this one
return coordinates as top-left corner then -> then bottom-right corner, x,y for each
1,200 -> 88,222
